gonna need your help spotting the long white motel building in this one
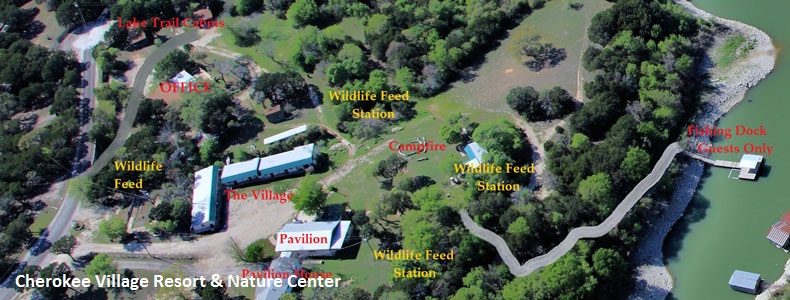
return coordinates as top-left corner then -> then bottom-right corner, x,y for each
190,143 -> 318,234
190,165 -> 220,233
275,220 -> 352,258
220,143 -> 319,187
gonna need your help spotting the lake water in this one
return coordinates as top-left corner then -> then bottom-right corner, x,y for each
665,1 -> 790,299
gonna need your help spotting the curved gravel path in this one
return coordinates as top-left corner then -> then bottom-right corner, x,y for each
461,142 -> 683,276
88,30 -> 201,176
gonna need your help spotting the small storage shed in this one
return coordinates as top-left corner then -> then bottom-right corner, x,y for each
728,270 -> 761,294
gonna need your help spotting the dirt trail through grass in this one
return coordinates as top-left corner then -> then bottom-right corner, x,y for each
321,139 -> 393,187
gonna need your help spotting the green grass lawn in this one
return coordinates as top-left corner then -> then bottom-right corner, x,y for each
302,238 -> 390,295
214,13 -> 301,73
325,110 -> 474,211
29,207 -> 56,237
328,17 -> 366,43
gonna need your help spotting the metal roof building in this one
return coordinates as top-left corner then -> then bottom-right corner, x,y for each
464,142 -> 488,167
221,157 -> 260,185
275,221 -> 352,255
263,125 -> 308,145
767,212 -> 790,249
170,70 -> 195,83
728,270 -> 761,294
258,143 -> 317,177
191,165 -> 220,233
254,257 -> 301,300
738,154 -> 763,180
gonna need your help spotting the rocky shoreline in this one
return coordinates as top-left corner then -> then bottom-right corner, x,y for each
627,1 -> 777,299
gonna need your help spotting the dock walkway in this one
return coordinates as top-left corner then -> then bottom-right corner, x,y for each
683,151 -> 740,169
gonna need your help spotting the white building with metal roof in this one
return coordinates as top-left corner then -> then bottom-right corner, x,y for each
258,143 -> 318,180
275,221 -> 352,257
170,70 -> 195,83
221,157 -> 261,186
263,125 -> 308,145
464,142 -> 488,167
191,165 -> 220,233
728,270 -> 761,294
738,154 -> 763,180
219,143 -> 318,188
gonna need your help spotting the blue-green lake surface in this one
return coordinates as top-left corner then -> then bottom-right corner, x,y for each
666,1 -> 790,299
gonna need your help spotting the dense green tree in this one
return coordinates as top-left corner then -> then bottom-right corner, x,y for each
372,154 -> 408,185
135,98 -> 167,126
621,147 -> 651,182
411,186 -> 445,212
51,86 -> 79,116
507,86 -> 541,119
508,86 -> 575,121
105,23 -> 129,49
154,50 -> 190,81
378,190 -> 413,215
50,235 -> 78,260
235,0 -> 263,16
244,241 -> 272,263
200,137 -> 220,164
396,176 -> 436,193
472,119 -> 527,159
440,113 -> 478,144
228,25 -> 261,47
400,210 -> 439,252
292,176 -> 327,215
37,263 -> 72,299
577,173 -> 614,215
55,0 -> 81,28
502,244 -> 596,300
0,214 -> 33,256
180,90 -> 236,136
85,253 -> 118,277
148,202 -> 174,221
451,266 -> 509,300
95,82 -> 131,111
172,200 -> 192,232
541,86 -> 576,119
99,218 -> 127,242
286,0 -> 319,28
254,72 -> 310,107
89,109 -> 118,153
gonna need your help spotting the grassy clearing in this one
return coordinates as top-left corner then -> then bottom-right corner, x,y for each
332,17 -> 366,42
432,0 -> 611,112
215,13 -> 301,72
29,207 -> 56,236
717,34 -> 755,68
302,238 -> 390,294
324,109 -> 476,211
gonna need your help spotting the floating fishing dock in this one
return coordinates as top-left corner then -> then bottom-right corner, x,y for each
683,151 -> 763,180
